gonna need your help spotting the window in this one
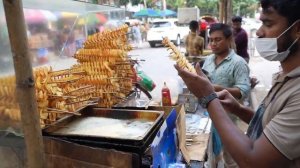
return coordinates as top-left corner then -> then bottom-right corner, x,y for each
151,22 -> 171,28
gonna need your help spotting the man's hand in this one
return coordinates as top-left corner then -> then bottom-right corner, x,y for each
216,90 -> 241,114
213,84 -> 223,92
174,63 -> 214,98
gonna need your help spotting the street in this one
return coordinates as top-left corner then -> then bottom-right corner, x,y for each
129,42 -> 183,105
130,40 -> 280,109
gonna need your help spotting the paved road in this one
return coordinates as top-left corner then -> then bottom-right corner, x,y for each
129,42 -> 184,105
130,41 -> 281,109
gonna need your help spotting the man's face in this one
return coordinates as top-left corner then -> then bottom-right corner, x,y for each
232,21 -> 241,31
257,7 -> 294,52
209,30 -> 231,55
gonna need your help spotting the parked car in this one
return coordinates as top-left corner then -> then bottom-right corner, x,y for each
147,19 -> 189,47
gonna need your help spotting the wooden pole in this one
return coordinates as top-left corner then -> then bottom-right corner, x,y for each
3,0 -> 46,168
225,0 -> 233,25
219,0 -> 224,23
224,0 -> 228,24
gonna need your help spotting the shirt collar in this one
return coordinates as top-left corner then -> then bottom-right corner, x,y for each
190,32 -> 197,36
272,66 -> 300,84
212,49 -> 234,61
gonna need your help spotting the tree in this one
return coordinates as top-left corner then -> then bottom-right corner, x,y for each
232,0 -> 258,17
170,0 -> 258,19
166,0 -> 185,10
119,0 -> 130,6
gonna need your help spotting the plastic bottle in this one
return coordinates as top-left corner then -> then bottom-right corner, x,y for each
162,82 -> 172,106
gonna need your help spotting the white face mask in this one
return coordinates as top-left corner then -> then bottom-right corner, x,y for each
255,20 -> 300,62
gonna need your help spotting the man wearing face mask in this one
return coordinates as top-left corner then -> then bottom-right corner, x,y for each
174,0 -> 300,167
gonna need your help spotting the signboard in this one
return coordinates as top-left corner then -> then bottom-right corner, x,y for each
178,7 -> 200,24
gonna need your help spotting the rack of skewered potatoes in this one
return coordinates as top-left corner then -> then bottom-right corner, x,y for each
0,24 -> 139,128
72,24 -> 135,107
0,66 -> 99,128
46,68 -> 98,121
83,24 -> 130,49
162,37 -> 196,73
0,76 -> 21,124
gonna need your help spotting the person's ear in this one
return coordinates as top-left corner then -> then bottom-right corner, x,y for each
296,21 -> 300,37
292,20 -> 300,37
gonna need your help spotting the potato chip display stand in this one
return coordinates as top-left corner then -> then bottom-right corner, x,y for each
0,0 -> 139,167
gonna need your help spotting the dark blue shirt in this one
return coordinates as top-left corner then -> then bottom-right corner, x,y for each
233,28 -> 249,60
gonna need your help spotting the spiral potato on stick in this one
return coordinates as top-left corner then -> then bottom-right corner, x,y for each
162,37 -> 196,73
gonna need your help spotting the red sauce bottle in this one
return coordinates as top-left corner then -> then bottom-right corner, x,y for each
162,82 -> 172,106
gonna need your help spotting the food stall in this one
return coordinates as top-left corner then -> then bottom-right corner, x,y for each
0,0 -> 211,167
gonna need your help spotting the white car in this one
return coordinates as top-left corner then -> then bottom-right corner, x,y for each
147,19 -> 189,47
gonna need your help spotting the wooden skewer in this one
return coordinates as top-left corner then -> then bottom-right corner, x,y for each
111,94 -> 127,100
49,69 -> 70,74
48,77 -> 84,83
64,85 -> 95,95
65,99 -> 88,105
87,102 -> 99,106
48,95 -> 76,99
115,61 -> 131,64
128,54 -> 140,57
73,105 -> 89,113
102,92 -> 117,94
70,71 -> 86,75
67,91 -> 96,98
47,108 -> 81,116
107,77 -> 132,79
41,124 -> 69,128
114,63 -> 133,65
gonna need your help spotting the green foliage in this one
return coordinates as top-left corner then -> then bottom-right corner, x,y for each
119,0 -> 130,6
131,0 -> 142,5
166,0 -> 258,18
232,0 -> 259,17
166,0 -> 185,10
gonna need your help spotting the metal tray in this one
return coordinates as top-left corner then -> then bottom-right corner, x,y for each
43,107 -> 163,142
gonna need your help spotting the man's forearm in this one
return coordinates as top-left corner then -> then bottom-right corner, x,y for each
214,85 -> 241,99
207,99 -> 256,166
214,85 -> 254,123
233,104 -> 254,124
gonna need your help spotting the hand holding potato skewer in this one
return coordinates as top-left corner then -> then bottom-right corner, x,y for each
162,37 -> 196,73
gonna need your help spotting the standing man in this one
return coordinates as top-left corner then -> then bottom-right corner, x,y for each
232,16 -> 250,63
185,20 -> 204,56
175,0 -> 300,167
202,23 -> 250,167
132,22 -> 142,47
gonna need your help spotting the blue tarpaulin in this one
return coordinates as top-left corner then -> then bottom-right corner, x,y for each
133,8 -> 160,18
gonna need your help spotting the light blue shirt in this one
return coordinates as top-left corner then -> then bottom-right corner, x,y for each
202,49 -> 250,99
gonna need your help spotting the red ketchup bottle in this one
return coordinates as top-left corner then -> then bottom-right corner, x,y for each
162,82 -> 172,106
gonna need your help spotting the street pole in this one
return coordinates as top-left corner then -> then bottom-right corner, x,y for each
3,0 -> 46,168
162,0 -> 166,10
144,0 -> 147,8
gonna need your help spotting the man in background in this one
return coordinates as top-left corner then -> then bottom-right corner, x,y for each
202,23 -> 250,167
185,20 -> 204,56
232,16 -> 250,63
